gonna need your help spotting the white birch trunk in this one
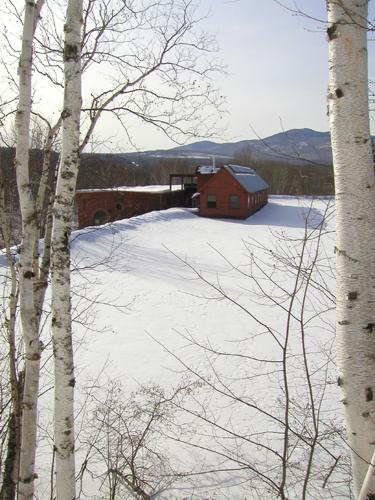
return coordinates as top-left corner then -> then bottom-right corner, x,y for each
327,0 -> 375,495
0,161 -> 21,500
15,1 -> 45,498
34,118 -> 62,320
51,1 -> 82,498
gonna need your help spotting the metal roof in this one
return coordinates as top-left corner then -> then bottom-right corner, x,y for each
224,164 -> 269,193
197,165 -> 220,174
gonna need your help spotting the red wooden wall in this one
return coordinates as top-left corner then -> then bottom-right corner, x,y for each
198,169 -> 268,219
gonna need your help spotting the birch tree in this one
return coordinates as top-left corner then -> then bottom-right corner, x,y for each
14,1 -> 46,498
0,1 -> 221,496
50,0 -> 82,497
327,0 -> 375,496
0,154 -> 21,500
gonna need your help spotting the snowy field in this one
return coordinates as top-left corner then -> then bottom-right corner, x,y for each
70,197 -> 334,384
2,197 -> 349,499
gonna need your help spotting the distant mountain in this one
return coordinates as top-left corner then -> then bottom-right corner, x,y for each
137,128 -> 334,166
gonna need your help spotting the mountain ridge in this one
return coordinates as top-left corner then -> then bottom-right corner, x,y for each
137,128 -> 333,166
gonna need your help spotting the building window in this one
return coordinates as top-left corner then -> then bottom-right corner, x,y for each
93,210 -> 109,226
229,195 -> 240,209
207,194 -> 217,208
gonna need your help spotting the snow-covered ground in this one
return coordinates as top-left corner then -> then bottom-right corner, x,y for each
76,184 -> 183,193
67,196 -> 346,498
2,196 -> 348,499
71,197 -> 333,384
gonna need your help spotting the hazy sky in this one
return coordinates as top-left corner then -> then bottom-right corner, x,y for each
203,0 -> 330,142
193,0 -> 375,145
2,0 -> 374,152
125,0 -> 375,151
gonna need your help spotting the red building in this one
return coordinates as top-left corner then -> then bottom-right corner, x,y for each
75,186 -> 187,229
195,164 -> 269,219
74,165 -> 268,229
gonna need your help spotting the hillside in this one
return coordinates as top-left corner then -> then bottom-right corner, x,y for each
140,128 -> 334,166
0,196 -> 350,497
29,197 -> 348,498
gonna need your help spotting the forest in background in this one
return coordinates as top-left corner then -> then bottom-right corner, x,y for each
0,145 -> 334,246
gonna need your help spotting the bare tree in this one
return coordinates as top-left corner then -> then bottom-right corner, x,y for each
149,201 -> 351,499
76,381 -> 190,500
0,161 -> 22,500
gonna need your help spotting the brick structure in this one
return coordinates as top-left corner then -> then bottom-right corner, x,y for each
196,164 -> 269,219
75,187 -> 186,229
74,165 -> 268,229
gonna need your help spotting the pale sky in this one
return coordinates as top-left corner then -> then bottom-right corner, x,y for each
191,0 -> 375,146
121,0 -> 375,151
1,0 -> 374,152
202,0 -> 331,142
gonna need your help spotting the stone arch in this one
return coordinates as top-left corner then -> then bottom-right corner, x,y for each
93,210 -> 109,226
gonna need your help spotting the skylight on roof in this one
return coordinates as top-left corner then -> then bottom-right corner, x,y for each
227,164 -> 256,175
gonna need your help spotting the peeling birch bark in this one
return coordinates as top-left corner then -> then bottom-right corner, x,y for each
51,1 -> 82,498
327,0 -> 375,495
33,118 -> 61,319
0,161 -> 21,500
15,1 -> 45,499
